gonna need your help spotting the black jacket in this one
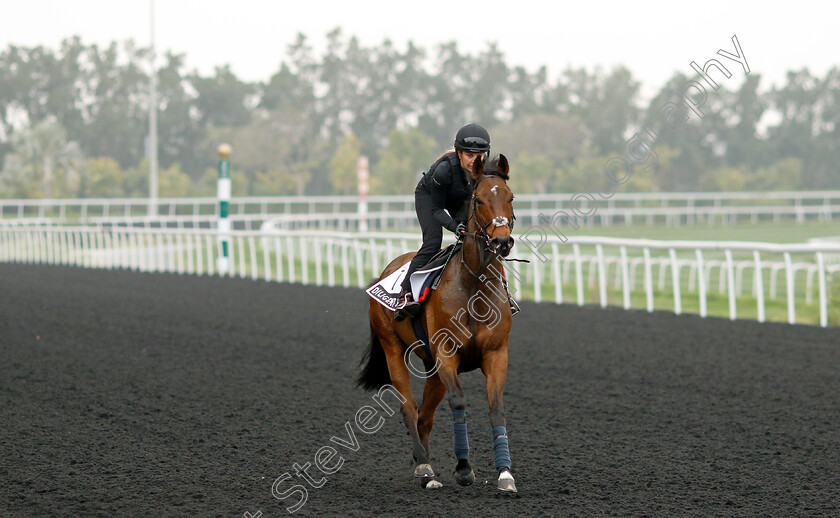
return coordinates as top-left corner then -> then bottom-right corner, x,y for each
416,152 -> 473,233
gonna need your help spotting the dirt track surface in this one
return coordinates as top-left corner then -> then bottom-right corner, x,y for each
1,263 -> 839,517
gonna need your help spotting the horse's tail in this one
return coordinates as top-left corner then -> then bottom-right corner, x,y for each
355,325 -> 392,391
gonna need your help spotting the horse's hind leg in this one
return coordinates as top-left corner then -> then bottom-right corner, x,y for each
376,332 -> 434,479
413,374 -> 447,489
417,374 -> 446,460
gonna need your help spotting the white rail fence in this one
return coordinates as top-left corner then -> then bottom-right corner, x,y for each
2,190 -> 840,230
1,226 -> 839,327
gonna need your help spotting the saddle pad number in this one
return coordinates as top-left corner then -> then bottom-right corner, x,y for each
366,263 -> 410,311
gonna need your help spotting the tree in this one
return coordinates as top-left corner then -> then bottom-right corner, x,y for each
560,66 -> 641,155
155,52 -> 205,175
261,32 -> 318,119
422,42 -> 473,145
560,145 -> 613,194
191,65 -> 254,129
254,170 -> 298,195
0,152 -> 37,198
262,62 -> 315,114
123,159 -> 149,197
491,112 -> 586,169
592,66 -> 641,154
509,65 -> 550,119
698,165 -> 749,191
748,158 -> 803,191
329,134 -> 361,194
373,129 -> 437,195
82,156 -> 124,197
78,40 -> 150,169
158,163 -> 191,197
6,32 -> 840,196
724,74 -> 768,168
210,107 -> 325,196
0,120 -> 84,198
0,39 -> 152,170
508,152 -> 555,194
640,72 -> 715,191
392,41 -> 429,127
469,43 -> 509,126
768,68 -> 840,189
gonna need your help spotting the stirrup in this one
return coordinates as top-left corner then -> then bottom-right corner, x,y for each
501,277 -> 520,316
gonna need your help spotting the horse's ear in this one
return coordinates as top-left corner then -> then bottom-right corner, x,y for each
497,153 -> 509,175
473,154 -> 485,177
485,153 -> 509,180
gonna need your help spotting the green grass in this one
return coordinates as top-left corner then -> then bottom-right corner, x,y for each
560,219 -> 840,243
511,280 -> 835,326
509,248 -> 839,325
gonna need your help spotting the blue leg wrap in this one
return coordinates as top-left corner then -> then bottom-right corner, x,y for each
492,426 -> 512,472
452,409 -> 470,460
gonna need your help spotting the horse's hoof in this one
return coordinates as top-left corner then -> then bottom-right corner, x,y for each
497,469 -> 517,493
454,468 -> 475,486
421,478 -> 443,489
413,463 -> 435,478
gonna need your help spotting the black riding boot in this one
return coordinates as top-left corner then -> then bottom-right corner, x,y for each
394,289 -> 421,321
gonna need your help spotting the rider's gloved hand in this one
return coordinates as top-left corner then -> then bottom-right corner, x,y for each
454,223 -> 466,236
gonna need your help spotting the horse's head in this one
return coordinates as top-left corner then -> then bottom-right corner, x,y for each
470,153 -> 515,257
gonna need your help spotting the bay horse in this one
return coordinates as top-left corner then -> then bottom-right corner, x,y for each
357,153 -> 517,492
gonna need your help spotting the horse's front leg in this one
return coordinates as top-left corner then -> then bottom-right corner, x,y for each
437,359 -> 475,486
482,348 -> 517,492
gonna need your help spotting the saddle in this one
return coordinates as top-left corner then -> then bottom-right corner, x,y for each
411,242 -> 462,303
365,243 -> 461,313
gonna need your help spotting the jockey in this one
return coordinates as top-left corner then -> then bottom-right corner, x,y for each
394,123 -> 491,321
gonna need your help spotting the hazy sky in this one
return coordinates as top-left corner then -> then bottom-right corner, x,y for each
2,1 -> 837,97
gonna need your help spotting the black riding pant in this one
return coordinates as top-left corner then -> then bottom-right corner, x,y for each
401,189 -> 445,292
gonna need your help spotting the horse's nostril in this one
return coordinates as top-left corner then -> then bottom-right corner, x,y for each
491,236 -> 513,257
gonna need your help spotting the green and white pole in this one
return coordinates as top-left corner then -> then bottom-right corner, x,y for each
217,143 -> 232,275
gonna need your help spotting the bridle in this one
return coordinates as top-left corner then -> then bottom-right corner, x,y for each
459,175 -> 519,279
462,175 -> 515,248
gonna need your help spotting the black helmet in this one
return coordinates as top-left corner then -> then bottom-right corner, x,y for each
454,123 -> 491,153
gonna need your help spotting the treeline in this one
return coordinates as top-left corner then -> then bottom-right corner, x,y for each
1,31 -> 838,199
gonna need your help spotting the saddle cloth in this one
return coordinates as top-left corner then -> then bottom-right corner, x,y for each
366,243 -> 461,312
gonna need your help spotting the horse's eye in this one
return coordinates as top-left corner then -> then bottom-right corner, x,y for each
474,198 -> 484,205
